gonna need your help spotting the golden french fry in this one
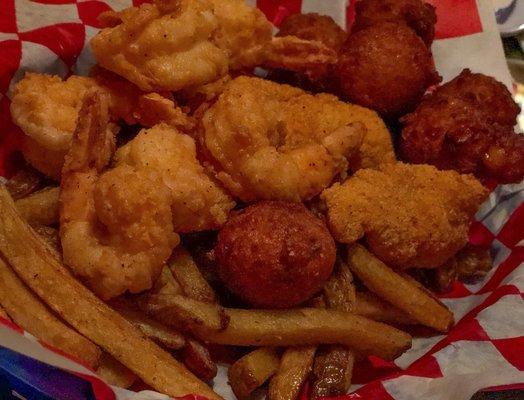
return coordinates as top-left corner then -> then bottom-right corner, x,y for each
229,347 -> 280,400
15,186 -> 59,226
168,247 -> 216,303
96,352 -> 137,388
109,297 -> 186,350
154,296 -> 411,360
269,346 -> 316,400
323,259 -> 356,312
0,257 -> 101,367
32,225 -> 61,255
5,166 -> 43,200
0,303 -> 10,321
182,339 -> 217,382
347,244 -> 454,332
142,294 -> 229,332
311,260 -> 355,398
0,186 -> 222,400
355,291 -> 416,325
311,345 -> 354,399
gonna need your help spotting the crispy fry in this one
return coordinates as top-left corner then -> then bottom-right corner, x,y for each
154,297 -> 411,360
0,186 -> 222,400
109,297 -> 186,350
141,294 -> 229,332
269,346 -> 316,400
32,225 -> 61,254
0,257 -> 101,367
311,260 -> 355,398
323,259 -> 356,312
0,304 -> 10,321
311,345 -> 353,399
347,244 -> 454,332
169,247 -> 216,303
182,339 -> 218,381
228,347 -> 280,400
6,166 -> 43,200
354,291 -> 416,325
96,352 -> 137,388
15,186 -> 59,226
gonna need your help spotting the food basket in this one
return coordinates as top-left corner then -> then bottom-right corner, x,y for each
0,0 -> 522,399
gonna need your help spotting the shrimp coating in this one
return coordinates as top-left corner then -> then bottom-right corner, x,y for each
60,91 -> 178,300
199,76 -> 395,202
10,72 -> 192,179
353,0 -> 437,46
400,70 -> 524,183
321,163 -> 488,269
114,124 -> 235,232
268,13 -> 347,93
90,0 -> 336,92
335,22 -> 440,119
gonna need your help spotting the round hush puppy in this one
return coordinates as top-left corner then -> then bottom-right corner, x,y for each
353,0 -> 437,46
335,22 -> 440,119
215,201 -> 336,308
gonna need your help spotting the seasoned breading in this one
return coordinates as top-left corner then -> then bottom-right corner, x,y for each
322,163 -> 488,269
115,124 -> 235,232
199,76 -> 395,202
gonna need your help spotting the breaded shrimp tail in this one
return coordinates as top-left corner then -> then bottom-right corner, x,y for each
60,91 -> 178,300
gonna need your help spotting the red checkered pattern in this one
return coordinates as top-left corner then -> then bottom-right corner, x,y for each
0,0 -> 522,399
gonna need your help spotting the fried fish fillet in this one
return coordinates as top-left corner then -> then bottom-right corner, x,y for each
322,163 -> 488,269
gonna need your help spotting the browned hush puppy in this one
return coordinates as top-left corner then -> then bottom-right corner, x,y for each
401,69 -> 524,183
335,22 -> 440,119
352,0 -> 437,46
215,201 -> 336,308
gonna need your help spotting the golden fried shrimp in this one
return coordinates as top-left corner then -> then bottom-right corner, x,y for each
321,163 -> 488,269
90,0 -> 336,92
11,72 -> 192,179
199,76 -> 394,202
114,124 -> 235,232
60,91 -> 178,300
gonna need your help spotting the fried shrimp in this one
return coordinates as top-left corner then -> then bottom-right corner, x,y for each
199,76 -> 394,202
59,91 -> 178,300
322,163 -> 488,269
90,0 -> 336,92
114,124 -> 235,232
11,72 -> 192,179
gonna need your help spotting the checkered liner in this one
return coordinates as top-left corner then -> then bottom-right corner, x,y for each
0,1 -> 522,399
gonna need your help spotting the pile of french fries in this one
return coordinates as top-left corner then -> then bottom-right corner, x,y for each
0,175 -> 455,400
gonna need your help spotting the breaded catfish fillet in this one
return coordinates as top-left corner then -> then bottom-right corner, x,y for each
322,163 -> 488,269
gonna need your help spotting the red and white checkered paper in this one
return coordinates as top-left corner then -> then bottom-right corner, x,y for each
0,0 -> 523,399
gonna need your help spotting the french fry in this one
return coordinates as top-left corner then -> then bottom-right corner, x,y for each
168,247 -> 216,303
0,304 -> 10,321
310,260 -> 355,399
347,244 -> 454,332
355,292 -> 416,325
154,296 -> 411,360
322,259 -> 356,312
141,294 -> 229,332
5,166 -> 43,200
0,257 -> 101,367
109,297 -> 186,350
311,345 -> 354,399
32,225 -> 61,255
269,346 -> 316,400
0,186 -> 222,400
14,186 -> 59,226
96,352 -> 138,388
182,339 -> 218,381
229,347 -> 280,400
